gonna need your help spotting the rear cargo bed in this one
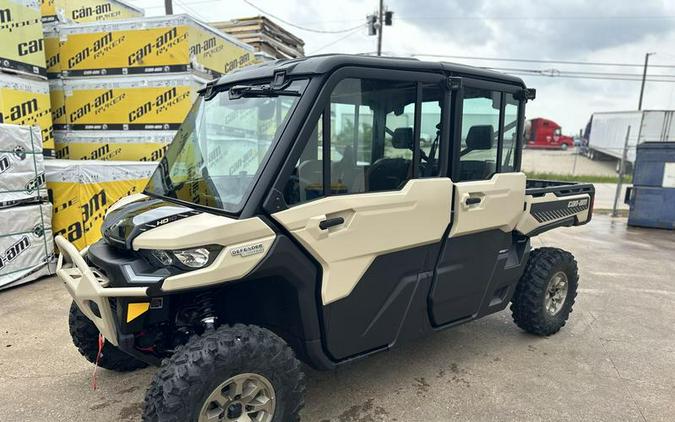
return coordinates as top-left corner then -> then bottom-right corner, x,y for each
526,179 -> 595,197
517,179 -> 595,236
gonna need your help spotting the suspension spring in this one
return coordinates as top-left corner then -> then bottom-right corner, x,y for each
195,291 -> 217,330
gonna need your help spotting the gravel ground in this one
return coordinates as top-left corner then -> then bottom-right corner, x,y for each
1,215 -> 673,421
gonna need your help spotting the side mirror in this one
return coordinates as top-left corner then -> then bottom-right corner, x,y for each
515,88 -> 536,101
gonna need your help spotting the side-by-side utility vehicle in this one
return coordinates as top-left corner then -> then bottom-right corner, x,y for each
56,55 -> 595,422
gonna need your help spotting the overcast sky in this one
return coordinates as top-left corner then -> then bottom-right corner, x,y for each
134,0 -> 675,134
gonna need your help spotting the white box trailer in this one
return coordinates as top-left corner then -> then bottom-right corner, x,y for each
587,110 -> 675,164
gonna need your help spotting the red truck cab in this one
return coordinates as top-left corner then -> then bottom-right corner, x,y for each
524,118 -> 574,150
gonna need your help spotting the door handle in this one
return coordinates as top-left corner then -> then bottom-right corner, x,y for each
319,217 -> 344,230
465,196 -> 482,206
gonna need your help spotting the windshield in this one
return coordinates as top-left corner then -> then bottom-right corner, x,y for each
145,79 -> 307,213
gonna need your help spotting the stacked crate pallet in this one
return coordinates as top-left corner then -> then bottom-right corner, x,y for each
0,1 -> 55,288
0,0 -> 53,150
42,8 -> 257,249
212,15 -> 305,60
0,124 -> 55,289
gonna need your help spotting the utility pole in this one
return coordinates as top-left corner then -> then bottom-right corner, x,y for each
638,52 -> 655,110
377,0 -> 383,56
367,3 -> 393,56
164,0 -> 173,15
612,126 -> 631,217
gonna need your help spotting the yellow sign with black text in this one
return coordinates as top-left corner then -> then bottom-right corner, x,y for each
45,160 -> 156,250
59,15 -> 255,78
54,131 -> 173,161
0,73 -> 53,149
40,0 -> 143,25
43,28 -> 62,78
62,75 -> 202,130
0,0 -> 46,77
49,79 -> 66,130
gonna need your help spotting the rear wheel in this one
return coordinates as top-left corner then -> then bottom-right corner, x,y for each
68,302 -> 147,372
143,324 -> 305,422
510,248 -> 578,336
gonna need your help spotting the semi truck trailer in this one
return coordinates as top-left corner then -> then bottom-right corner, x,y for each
585,110 -> 675,166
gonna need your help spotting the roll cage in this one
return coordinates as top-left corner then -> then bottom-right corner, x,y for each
195,55 -> 529,219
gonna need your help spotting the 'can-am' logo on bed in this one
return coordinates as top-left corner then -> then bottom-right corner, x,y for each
230,243 -> 265,257
567,199 -> 588,208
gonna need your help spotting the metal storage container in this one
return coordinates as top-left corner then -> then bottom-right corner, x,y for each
626,142 -> 675,229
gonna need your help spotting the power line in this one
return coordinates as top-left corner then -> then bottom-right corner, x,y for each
312,26 -> 365,54
241,0 -> 364,33
496,71 -> 675,83
399,15 -> 675,21
413,54 -> 675,69
482,66 -> 675,80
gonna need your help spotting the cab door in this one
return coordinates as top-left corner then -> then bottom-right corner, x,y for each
429,80 -> 528,326
270,69 -> 451,360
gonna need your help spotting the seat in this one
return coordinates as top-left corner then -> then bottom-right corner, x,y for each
367,128 -> 413,191
459,125 -> 496,181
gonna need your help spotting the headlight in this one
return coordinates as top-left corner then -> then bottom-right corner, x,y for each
142,246 -> 221,270
172,248 -> 211,268
151,250 -> 173,266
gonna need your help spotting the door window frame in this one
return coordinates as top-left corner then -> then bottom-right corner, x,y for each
449,78 -> 524,182
272,66 -> 450,208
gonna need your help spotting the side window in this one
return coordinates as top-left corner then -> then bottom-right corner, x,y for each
284,114 -> 324,206
419,84 -> 443,177
501,94 -> 519,172
458,88 -> 501,181
284,76 -> 446,206
330,78 -> 417,194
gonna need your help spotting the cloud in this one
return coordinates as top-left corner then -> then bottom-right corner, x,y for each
135,0 -> 675,132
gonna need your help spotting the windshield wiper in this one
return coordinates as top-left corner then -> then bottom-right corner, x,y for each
228,84 -> 300,100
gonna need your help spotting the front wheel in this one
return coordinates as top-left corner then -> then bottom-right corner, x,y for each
143,324 -> 305,422
510,248 -> 578,336
560,143 -> 568,151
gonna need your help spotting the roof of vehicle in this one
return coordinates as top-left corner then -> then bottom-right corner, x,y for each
213,54 -> 526,88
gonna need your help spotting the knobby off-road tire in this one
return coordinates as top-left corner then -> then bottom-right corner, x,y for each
142,324 -> 305,422
68,301 -> 148,372
510,248 -> 579,336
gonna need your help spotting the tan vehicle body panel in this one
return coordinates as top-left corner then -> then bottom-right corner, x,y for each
106,193 -> 148,216
132,214 -> 275,292
272,179 -> 453,305
516,192 -> 592,235
450,173 -> 527,237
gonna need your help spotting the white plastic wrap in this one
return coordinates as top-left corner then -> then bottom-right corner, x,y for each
0,123 -> 47,207
0,202 -> 55,290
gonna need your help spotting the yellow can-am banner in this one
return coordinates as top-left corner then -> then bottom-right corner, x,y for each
54,130 -> 173,161
0,73 -> 53,149
0,0 -> 46,78
49,79 -> 65,130
61,74 -> 204,130
43,27 -> 61,78
59,15 -> 255,78
45,159 -> 157,250
40,0 -> 143,25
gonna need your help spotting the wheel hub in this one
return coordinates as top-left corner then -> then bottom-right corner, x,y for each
544,271 -> 569,316
199,373 -> 276,422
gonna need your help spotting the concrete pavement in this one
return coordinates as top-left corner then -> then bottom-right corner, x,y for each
1,215 -> 673,421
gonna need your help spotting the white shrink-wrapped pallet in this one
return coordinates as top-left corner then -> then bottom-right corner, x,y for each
0,123 -> 47,207
0,202 -> 55,289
